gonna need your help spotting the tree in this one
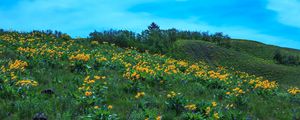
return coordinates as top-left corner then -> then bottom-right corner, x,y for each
0,29 -> 4,35
144,22 -> 162,52
273,50 -> 283,64
148,22 -> 160,31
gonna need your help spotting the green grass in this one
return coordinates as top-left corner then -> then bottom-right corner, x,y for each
171,40 -> 300,87
0,32 -> 300,119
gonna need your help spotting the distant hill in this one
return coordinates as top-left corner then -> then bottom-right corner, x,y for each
171,39 -> 300,87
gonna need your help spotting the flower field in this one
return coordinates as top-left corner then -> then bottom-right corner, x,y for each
0,31 -> 299,119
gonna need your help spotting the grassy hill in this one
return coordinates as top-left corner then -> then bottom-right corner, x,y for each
171,40 -> 300,87
0,32 -> 300,120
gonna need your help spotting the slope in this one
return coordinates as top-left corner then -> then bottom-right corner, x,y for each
172,40 -> 300,87
0,32 -> 299,119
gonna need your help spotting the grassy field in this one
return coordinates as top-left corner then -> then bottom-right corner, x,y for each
172,40 -> 300,87
0,32 -> 300,120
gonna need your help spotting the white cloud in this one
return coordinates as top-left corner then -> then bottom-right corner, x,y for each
267,0 -> 300,28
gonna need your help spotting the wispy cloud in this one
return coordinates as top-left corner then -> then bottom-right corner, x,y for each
267,0 -> 300,28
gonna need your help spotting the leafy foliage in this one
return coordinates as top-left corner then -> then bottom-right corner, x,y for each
89,22 -> 231,53
273,50 -> 300,65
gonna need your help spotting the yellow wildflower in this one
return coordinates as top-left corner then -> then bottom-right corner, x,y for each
212,101 -> 217,107
214,112 -> 220,119
135,92 -> 145,99
288,87 -> 300,95
156,115 -> 162,120
94,106 -> 99,109
15,80 -> 38,86
108,105 -> 113,109
69,53 -> 90,62
205,107 -> 211,115
9,60 -> 28,71
85,91 -> 92,96
184,104 -> 197,111
94,76 -> 101,80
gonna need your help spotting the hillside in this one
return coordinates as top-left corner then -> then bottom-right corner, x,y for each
0,32 -> 300,120
230,39 -> 300,60
172,40 -> 300,87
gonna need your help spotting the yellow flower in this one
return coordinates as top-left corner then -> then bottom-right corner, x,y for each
9,60 -> 28,71
94,76 -> 101,80
254,80 -> 277,89
87,80 -> 95,84
177,60 -> 188,67
108,105 -> 113,109
69,53 -> 90,62
97,56 -> 107,62
167,94 -> 172,98
91,41 -> 99,45
184,104 -> 197,111
156,115 -> 162,120
212,101 -> 217,107
15,80 -> 38,86
213,112 -> 220,119
135,92 -> 145,99
85,91 -> 92,96
205,107 -> 211,115
94,106 -> 99,109
288,87 -> 300,95
84,76 -> 90,81
167,91 -> 177,98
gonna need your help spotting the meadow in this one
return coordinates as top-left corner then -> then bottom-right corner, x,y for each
0,31 -> 300,119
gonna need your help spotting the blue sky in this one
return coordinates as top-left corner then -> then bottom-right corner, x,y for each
0,0 -> 300,49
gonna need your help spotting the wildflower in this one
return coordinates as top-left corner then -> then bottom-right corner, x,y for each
135,92 -> 145,99
205,107 -> 211,115
177,60 -> 188,67
10,72 -> 17,80
232,87 -> 245,96
69,53 -> 90,62
1,65 -> 6,72
94,76 -> 101,80
167,94 -> 172,98
185,104 -> 197,111
87,80 -> 95,84
108,105 -> 113,109
213,112 -> 220,119
15,80 -> 38,86
254,80 -> 277,89
78,86 -> 85,90
288,87 -> 300,95
94,106 -> 99,109
98,57 -> 107,62
156,115 -> 162,120
91,41 -> 99,45
212,101 -> 217,107
85,91 -> 92,96
84,76 -> 90,81
167,91 -> 177,98
9,60 -> 28,71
